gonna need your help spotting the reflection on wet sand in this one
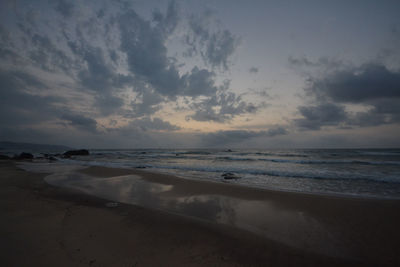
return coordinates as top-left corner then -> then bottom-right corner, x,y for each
45,171 -> 346,257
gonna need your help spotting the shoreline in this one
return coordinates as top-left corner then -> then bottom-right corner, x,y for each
22,157 -> 399,200
2,161 -> 400,266
45,156 -> 400,200
84,164 -> 400,201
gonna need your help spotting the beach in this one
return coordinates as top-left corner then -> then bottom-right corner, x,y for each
1,161 -> 400,266
2,0 -> 400,265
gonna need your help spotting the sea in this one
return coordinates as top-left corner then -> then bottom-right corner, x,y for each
37,148 -> 400,199
7,147 -> 400,256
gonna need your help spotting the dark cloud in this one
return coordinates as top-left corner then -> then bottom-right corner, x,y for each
206,30 -> 238,70
55,0 -> 74,18
201,127 -> 287,146
69,43 -> 132,91
131,117 -> 180,131
96,94 -> 125,116
77,47 -> 115,92
306,63 -> 400,103
4,0 -> 253,120
0,48 -> 20,63
188,89 -> 258,123
0,69 -> 62,127
349,110 -> 388,127
294,103 -> 347,130
185,12 -> 240,70
202,130 -> 265,146
181,67 -> 218,97
8,70 -> 48,89
0,0 -> 258,146
116,6 -> 253,119
295,62 -> 400,130
118,9 -> 183,97
265,126 -> 288,137
29,33 -> 75,73
288,56 -> 343,71
152,0 -> 179,36
248,88 -> 274,100
288,56 -> 317,68
249,67 -> 258,73
101,117 -> 182,148
130,89 -> 164,118
69,44 -> 133,115
349,98 -> 400,126
61,114 -> 98,133
0,25 -> 11,44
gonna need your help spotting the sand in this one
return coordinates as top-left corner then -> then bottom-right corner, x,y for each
1,161 -> 399,266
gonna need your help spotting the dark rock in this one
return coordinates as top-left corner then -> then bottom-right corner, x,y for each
63,149 -> 89,157
49,156 -> 57,161
0,154 -> 11,160
221,172 -> 240,179
13,152 -> 34,160
135,166 -> 146,169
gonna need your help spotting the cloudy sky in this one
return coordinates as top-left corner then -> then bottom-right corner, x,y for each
1,0 -> 400,148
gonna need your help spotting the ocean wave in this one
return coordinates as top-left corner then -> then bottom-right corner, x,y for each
88,152 -> 400,166
61,158 -> 400,184
86,148 -> 400,166
357,151 -> 400,156
177,150 -> 213,155
149,165 -> 400,184
214,156 -> 400,166
215,156 -> 254,161
254,152 -> 309,157
266,159 -> 400,166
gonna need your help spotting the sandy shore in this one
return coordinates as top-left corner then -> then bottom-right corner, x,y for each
1,161 -> 399,266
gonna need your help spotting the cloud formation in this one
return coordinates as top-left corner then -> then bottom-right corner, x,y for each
55,0 -> 74,18
185,12 -> 240,70
306,63 -> 400,103
188,88 -> 258,123
201,126 -> 287,146
0,69 -> 62,127
0,0 -> 259,146
61,113 -> 98,133
295,62 -> 400,130
294,102 -> 347,130
130,117 -> 180,132
249,67 -> 259,73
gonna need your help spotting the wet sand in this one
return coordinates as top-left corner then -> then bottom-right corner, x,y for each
1,161 -> 399,266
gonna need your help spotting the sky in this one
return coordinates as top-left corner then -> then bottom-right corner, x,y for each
1,0 -> 400,148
